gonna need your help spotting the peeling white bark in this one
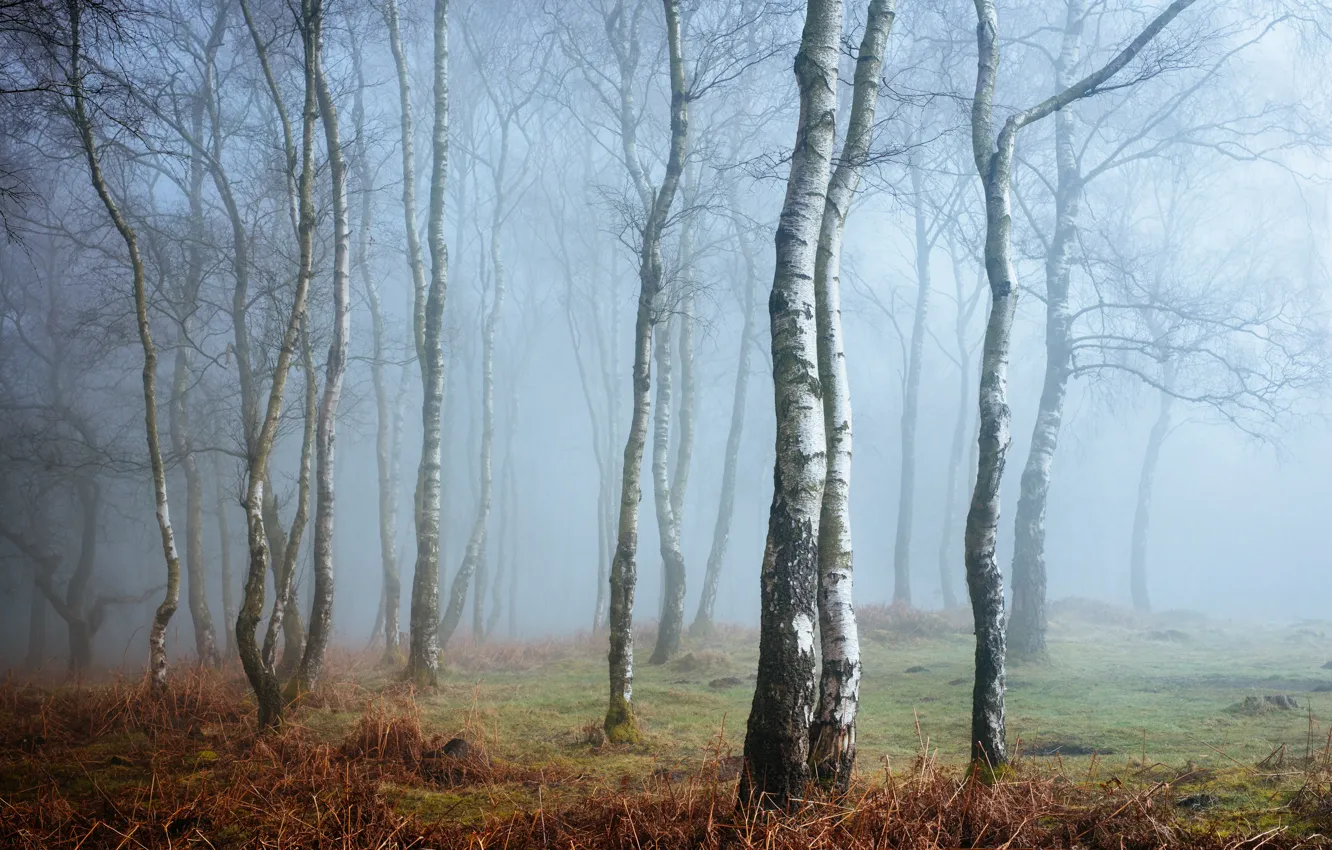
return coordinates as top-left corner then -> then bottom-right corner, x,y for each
808,0 -> 893,794
741,0 -> 842,810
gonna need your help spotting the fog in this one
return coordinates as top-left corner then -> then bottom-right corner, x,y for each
1,0 -> 1330,682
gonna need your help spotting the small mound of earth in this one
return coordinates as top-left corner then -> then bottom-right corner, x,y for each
948,678 -> 967,686
1176,792 -> 1220,811
905,665 -> 930,673
668,650 -> 731,675
708,676 -> 744,690
419,737 -> 487,785
1146,629 -> 1189,642
1020,740 -> 1113,757
1311,683 -> 1332,693
1231,694 -> 1300,715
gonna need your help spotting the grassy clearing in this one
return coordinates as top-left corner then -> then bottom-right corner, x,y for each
389,603 -> 1332,783
3,601 -> 1332,846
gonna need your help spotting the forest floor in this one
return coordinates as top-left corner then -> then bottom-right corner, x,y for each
4,599 -> 1332,847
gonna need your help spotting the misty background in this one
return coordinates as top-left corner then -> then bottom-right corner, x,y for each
0,0 -> 1329,673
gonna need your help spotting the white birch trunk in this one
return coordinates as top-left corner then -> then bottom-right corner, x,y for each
407,0 -> 450,688
605,0 -> 688,744
296,55 -> 352,693
234,0 -> 322,726
739,0 -> 842,810
67,7 -> 182,693
807,0 -> 894,794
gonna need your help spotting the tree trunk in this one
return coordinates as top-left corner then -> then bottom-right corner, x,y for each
892,157 -> 931,608
937,296 -> 970,611
262,482 -> 305,678
63,479 -> 100,676
212,455 -> 237,659
964,0 -> 1015,768
652,281 -> 696,662
1131,362 -> 1175,613
407,0 -> 451,688
26,573 -> 46,670
68,7 -> 182,692
807,0 -> 893,794
505,431 -> 519,639
172,344 -> 217,668
260,326 -> 317,701
488,387 -> 518,639
691,203 -> 757,638
350,42 -> 402,665
235,0 -> 322,727
295,56 -> 352,694
604,0 -> 688,745
963,0 -> 1197,770
739,0 -> 842,810
1007,0 -> 1085,665
171,79 -> 219,670
442,124 -> 508,654
649,311 -> 683,665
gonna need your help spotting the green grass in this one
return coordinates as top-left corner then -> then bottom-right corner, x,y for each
309,605 -> 1332,798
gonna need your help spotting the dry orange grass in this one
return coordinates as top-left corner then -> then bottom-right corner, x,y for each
1,662 -> 1329,848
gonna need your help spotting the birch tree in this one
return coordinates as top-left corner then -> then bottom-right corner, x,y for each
293,25 -> 352,694
441,8 -> 540,651
347,33 -> 405,664
691,190 -> 760,637
806,0 -> 894,792
648,164 -> 699,666
739,0 -> 841,808
65,0 -> 183,692
407,0 -> 451,688
600,0 -> 689,744
964,0 -> 1198,767
233,0 -> 324,726
1006,3 -> 1293,659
